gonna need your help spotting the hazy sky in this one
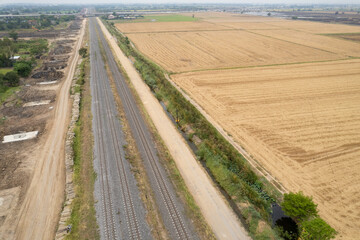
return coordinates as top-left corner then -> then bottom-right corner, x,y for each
1,0 -> 359,5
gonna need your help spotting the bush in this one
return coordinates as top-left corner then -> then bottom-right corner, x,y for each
301,218 -> 337,240
4,71 -> 19,86
29,40 -> 48,56
281,192 -> 318,222
14,61 -> 32,77
79,47 -> 87,58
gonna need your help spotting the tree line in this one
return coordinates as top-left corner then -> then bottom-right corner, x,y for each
0,15 -> 75,31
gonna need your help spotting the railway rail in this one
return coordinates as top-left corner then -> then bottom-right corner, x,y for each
90,18 -> 148,240
94,18 -> 195,240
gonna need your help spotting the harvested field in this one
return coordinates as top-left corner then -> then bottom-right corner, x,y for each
218,21 -> 283,30
328,33 -> 360,42
265,20 -> 360,33
121,11 -> 360,239
172,59 -> 360,240
115,21 -> 230,33
128,31 -> 340,72
250,29 -> 360,57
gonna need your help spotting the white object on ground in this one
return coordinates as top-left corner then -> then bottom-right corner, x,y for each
23,100 -> 51,107
2,131 -> 39,143
37,81 -> 58,85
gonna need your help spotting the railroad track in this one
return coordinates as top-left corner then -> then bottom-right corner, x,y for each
95,19 -> 192,240
90,18 -> 143,240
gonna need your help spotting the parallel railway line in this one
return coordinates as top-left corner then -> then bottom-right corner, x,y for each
90,18 -> 145,240
95,18 -> 194,240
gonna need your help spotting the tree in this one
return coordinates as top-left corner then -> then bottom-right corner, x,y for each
30,41 -> 48,56
281,192 -> 318,222
4,71 -> 19,87
301,218 -> 337,240
79,47 -> 87,58
9,30 -> 18,42
14,61 -> 32,77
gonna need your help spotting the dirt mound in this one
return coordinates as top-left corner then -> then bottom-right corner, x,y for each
32,70 -> 64,80
43,62 -> 67,71
51,44 -> 72,55
21,88 -> 56,102
57,40 -> 75,44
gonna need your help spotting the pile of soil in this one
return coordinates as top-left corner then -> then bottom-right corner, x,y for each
32,70 -> 64,80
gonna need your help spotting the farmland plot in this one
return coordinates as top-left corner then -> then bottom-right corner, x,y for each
250,29 -> 360,57
115,21 -> 230,33
265,20 -> 360,33
117,12 -> 360,239
127,30 -> 340,72
172,59 -> 360,240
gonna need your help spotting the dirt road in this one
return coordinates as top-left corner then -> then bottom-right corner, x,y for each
14,19 -> 86,240
98,18 -> 250,240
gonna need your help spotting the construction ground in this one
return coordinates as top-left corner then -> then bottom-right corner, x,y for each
0,17 -> 84,239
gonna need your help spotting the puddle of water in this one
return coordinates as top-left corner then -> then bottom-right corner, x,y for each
272,203 -> 299,239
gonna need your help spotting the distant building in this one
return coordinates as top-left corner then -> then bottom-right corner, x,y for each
108,14 -> 115,20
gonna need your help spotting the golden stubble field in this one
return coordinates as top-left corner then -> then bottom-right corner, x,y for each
116,12 -> 360,239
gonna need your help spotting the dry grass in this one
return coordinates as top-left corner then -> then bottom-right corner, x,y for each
172,59 -> 360,240
250,29 -> 360,57
265,20 -> 360,33
115,21 -> 229,33
127,30 -> 340,72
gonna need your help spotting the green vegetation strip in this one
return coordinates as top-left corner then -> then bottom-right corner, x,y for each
103,19 -> 281,239
0,86 -> 20,104
66,54 -> 99,240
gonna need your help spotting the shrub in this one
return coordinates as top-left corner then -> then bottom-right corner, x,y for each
4,71 -> 19,86
14,61 -> 32,77
301,218 -> 337,240
282,192 -> 318,222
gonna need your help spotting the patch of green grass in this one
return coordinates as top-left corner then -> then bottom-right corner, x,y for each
0,86 -> 20,104
0,68 -> 13,75
112,14 -> 198,23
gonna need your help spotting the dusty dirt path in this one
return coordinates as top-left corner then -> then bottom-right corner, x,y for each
98,18 -> 250,240
14,19 -> 86,240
